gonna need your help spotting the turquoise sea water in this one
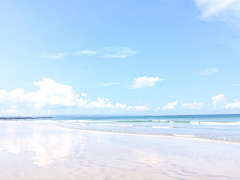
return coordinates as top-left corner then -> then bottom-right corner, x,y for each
10,114 -> 240,143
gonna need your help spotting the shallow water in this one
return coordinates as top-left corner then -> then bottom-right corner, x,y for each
3,114 -> 240,143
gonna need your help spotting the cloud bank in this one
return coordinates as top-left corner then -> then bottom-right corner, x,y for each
0,78 -> 149,114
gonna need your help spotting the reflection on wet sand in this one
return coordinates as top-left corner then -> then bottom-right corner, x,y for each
31,132 -> 72,166
0,121 -> 240,180
0,122 -> 78,166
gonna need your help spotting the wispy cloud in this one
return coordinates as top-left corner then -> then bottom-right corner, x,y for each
41,50 -> 96,59
41,47 -> 137,59
199,68 -> 218,76
129,76 -> 163,89
73,49 -> 97,55
102,83 -> 119,86
103,47 -> 138,58
232,84 -> 240,86
169,95 -> 182,98
194,0 -> 240,27
41,53 -> 66,59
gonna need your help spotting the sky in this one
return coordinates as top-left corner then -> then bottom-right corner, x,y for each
0,0 -> 240,116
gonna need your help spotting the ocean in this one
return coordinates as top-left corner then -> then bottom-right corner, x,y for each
14,114 -> 240,143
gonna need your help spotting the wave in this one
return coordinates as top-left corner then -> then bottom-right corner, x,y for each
190,121 -> 199,124
89,124 -> 133,127
10,118 -> 240,126
200,122 -> 240,125
152,120 -> 240,125
70,120 -> 118,123
152,120 -> 168,122
173,134 -> 196,138
152,126 -> 173,129
74,123 -> 86,125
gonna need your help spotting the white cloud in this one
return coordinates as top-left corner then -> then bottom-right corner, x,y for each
226,100 -> 240,109
32,78 -> 88,108
86,98 -> 127,109
129,76 -> 163,89
102,83 -> 119,86
74,49 -> 97,55
0,78 -> 149,114
199,68 -> 218,75
41,53 -> 66,59
212,94 -> 226,109
103,47 -> 138,58
1,108 -> 19,114
212,94 -> 240,109
0,78 -> 88,112
127,106 -> 149,111
194,0 -> 240,27
232,84 -> 240,86
155,107 -> 161,112
82,92 -> 87,97
163,100 -> 179,110
85,98 -> 149,111
181,102 -> 203,110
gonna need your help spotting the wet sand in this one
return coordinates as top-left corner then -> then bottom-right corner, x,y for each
0,121 -> 240,180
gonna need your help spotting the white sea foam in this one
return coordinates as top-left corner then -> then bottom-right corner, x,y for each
152,126 -> 173,128
61,120 -> 79,123
77,120 -> 117,123
152,120 -> 168,122
190,121 -> 199,124
200,122 -> 240,125
173,134 -> 196,138
89,124 -> 133,127
74,123 -> 86,125
118,125 -> 133,126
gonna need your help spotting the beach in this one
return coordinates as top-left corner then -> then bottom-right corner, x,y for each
0,121 -> 240,180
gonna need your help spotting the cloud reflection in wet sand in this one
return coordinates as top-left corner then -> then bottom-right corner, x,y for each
0,122 -> 80,166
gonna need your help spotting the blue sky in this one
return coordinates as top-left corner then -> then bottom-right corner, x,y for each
0,0 -> 240,116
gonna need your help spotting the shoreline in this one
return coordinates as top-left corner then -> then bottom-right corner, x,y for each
21,121 -> 240,145
1,120 -> 239,145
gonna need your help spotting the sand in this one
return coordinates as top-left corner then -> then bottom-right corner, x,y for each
0,121 -> 240,180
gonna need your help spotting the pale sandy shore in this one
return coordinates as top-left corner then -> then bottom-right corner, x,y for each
0,122 -> 240,180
